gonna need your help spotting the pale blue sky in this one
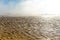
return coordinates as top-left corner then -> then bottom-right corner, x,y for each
0,0 -> 22,16
0,0 -> 21,5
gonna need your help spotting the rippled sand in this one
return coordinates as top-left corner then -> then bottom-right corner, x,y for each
0,16 -> 60,40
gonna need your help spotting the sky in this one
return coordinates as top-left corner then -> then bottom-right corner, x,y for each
0,0 -> 60,17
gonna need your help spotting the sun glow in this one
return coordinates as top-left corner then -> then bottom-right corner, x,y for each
18,0 -> 60,17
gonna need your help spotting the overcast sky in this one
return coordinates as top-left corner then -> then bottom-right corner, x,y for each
0,0 -> 60,17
